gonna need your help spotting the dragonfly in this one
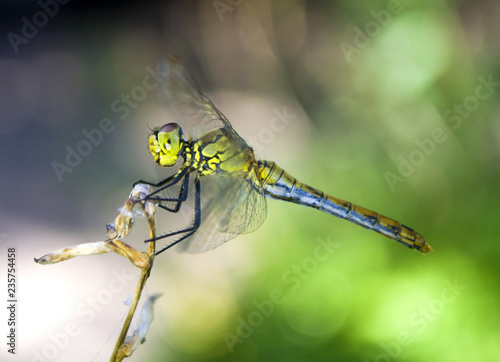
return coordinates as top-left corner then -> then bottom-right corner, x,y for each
137,56 -> 433,255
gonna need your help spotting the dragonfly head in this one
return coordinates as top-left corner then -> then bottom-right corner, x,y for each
148,123 -> 184,167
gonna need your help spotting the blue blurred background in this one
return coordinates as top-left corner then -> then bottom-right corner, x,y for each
1,0 -> 499,361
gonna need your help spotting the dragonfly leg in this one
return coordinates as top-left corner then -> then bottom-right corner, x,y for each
133,164 -> 189,188
132,167 -> 190,212
149,176 -> 201,255
151,172 -> 190,213
133,174 -> 176,188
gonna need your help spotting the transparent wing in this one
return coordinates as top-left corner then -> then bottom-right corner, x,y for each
178,173 -> 267,254
157,56 -> 233,140
155,56 -> 266,253
156,180 -> 184,210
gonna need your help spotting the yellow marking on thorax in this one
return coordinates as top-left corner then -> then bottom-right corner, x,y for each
191,142 -> 201,170
195,132 -> 254,177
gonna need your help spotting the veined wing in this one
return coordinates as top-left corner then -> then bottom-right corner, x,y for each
157,56 -> 234,141
178,173 -> 267,254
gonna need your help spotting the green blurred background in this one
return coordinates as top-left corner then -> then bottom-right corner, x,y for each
1,0 -> 499,361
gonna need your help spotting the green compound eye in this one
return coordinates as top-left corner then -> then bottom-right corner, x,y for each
148,123 -> 183,167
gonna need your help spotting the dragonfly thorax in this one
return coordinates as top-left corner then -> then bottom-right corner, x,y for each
148,123 -> 185,167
